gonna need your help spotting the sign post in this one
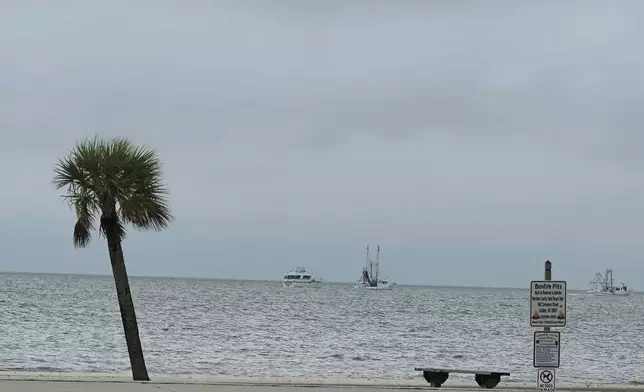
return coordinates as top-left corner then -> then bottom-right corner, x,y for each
531,261 -> 566,392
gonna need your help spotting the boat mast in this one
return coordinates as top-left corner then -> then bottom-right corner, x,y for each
366,244 -> 372,280
375,245 -> 380,282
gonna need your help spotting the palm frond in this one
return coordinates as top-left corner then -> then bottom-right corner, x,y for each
115,142 -> 173,231
119,194 -> 172,231
54,135 -> 173,247
74,218 -> 93,248
71,192 -> 97,248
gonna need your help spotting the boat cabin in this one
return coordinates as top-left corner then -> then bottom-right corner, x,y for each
283,273 -> 313,280
284,267 -> 313,281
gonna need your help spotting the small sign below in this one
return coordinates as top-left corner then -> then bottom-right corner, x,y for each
534,331 -> 560,368
538,368 -> 556,392
530,280 -> 567,327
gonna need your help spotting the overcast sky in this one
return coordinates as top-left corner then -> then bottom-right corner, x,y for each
1,0 -> 643,288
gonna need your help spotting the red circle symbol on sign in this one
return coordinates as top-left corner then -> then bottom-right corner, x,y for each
540,370 -> 553,383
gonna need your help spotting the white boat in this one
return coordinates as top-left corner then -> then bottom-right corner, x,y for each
354,244 -> 396,290
282,267 -> 322,288
588,269 -> 632,296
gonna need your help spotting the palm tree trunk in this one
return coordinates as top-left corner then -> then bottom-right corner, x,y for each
105,228 -> 150,381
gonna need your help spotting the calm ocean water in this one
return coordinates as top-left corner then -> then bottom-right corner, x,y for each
0,273 -> 642,385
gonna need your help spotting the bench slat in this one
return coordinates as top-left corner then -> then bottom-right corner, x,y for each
415,368 -> 510,376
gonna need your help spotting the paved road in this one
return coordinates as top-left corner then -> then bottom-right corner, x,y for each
0,383 -> 427,392
2,381 -> 644,392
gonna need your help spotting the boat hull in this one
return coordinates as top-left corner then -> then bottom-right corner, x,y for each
283,280 -> 323,288
588,290 -> 632,296
354,283 -> 395,290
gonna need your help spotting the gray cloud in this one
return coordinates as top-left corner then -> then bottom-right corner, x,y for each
1,0 -> 644,287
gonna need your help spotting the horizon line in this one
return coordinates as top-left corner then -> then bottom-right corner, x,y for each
0,270 -> 594,291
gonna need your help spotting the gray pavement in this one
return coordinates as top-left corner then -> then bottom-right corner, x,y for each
0,382 -> 422,392
1,381 -> 644,392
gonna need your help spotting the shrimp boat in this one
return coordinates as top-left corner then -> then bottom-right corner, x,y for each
354,244 -> 395,290
588,269 -> 632,296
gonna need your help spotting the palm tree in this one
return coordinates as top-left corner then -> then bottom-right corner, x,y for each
53,136 -> 173,381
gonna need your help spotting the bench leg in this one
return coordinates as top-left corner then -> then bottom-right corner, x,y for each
474,374 -> 501,389
423,371 -> 449,387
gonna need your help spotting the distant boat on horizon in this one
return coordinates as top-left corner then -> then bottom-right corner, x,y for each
282,267 -> 323,288
354,244 -> 395,290
588,269 -> 632,296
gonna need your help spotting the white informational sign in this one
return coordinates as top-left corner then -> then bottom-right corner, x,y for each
530,281 -> 567,327
538,368 -> 556,392
534,331 -> 560,368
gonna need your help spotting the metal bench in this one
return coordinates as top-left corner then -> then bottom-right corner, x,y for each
415,367 -> 511,388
